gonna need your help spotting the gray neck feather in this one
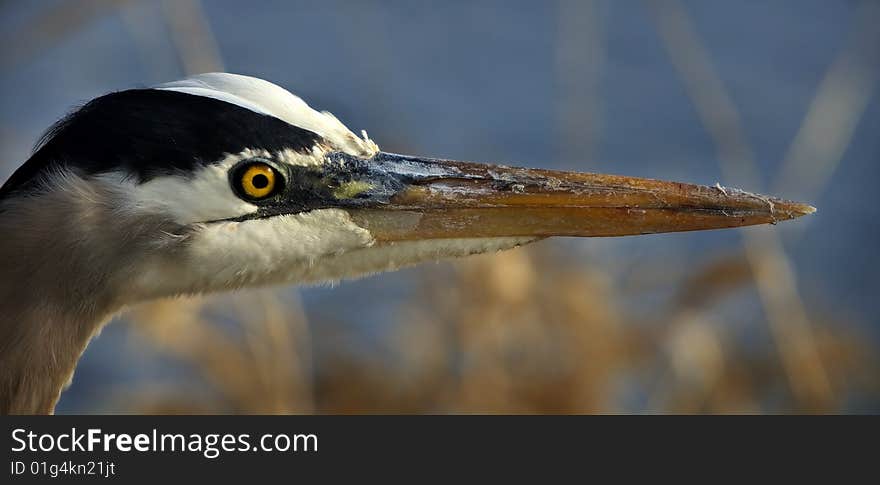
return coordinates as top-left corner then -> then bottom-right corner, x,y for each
0,172 -> 187,414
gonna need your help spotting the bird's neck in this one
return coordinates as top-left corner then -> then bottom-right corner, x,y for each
0,295 -> 112,414
0,176 -> 132,414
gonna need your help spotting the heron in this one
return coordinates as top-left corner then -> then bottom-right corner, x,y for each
0,73 -> 813,414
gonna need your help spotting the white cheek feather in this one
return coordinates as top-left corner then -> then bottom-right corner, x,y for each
154,73 -> 379,158
116,159 -> 255,225
129,194 -> 535,297
144,209 -> 375,294
292,236 -> 539,285
136,207 -> 534,297
117,146 -> 332,225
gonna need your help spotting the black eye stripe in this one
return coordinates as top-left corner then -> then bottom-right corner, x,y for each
2,90 -> 324,200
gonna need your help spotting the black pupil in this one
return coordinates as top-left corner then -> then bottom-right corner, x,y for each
251,173 -> 270,189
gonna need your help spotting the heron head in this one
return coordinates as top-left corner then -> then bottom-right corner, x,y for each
1,73 -> 814,304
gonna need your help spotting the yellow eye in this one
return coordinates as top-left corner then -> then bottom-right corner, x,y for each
237,163 -> 278,199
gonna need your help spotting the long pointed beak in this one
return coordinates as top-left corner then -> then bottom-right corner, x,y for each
321,152 -> 815,241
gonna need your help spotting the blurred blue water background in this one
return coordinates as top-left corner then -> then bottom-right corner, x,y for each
1,0 -> 877,412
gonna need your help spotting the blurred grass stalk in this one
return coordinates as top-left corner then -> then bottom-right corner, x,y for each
6,0 -> 876,413
643,0 -> 880,411
121,0 -> 876,414
128,292 -> 314,414
123,244 -> 878,413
